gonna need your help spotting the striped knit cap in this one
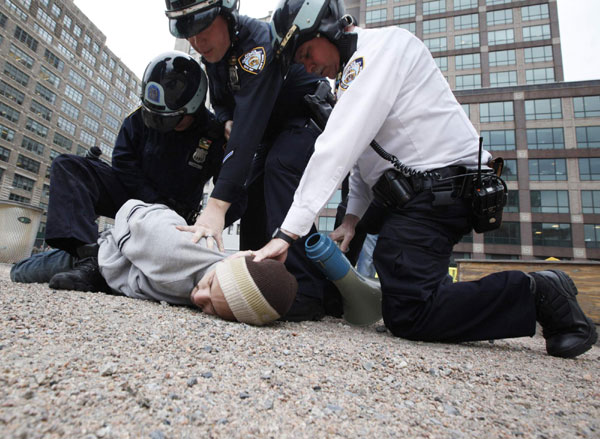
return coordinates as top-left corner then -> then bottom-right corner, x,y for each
215,257 -> 297,325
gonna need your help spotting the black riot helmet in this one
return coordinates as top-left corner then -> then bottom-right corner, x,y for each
141,51 -> 208,133
165,0 -> 239,39
271,0 -> 356,73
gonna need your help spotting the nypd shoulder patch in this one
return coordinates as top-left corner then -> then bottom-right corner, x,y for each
340,57 -> 365,91
238,47 -> 266,75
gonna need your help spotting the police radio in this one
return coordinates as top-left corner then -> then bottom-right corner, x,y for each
470,137 -> 507,233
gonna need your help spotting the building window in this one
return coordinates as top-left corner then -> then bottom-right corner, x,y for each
16,154 -> 40,174
366,8 -> 387,24
481,130 -> 515,151
489,70 -> 517,87
0,101 -> 21,123
105,114 -> 120,131
30,100 -> 52,121
80,130 -> 96,147
489,49 -> 516,67
60,29 -> 77,50
5,1 -> 28,21
502,159 -> 517,181
423,18 -> 446,34
107,101 -> 123,117
454,32 -> 479,49
68,69 -> 87,89
60,100 -> 80,120
81,48 -> 97,66
461,103 -> 470,118
102,128 -> 117,144
96,76 -> 110,91
529,158 -> 567,181
576,126 -> 600,148
530,190 -> 569,214
488,29 -> 514,45
582,191 -> 600,214
523,24 -> 551,42
398,22 -> 416,34
524,46 -> 553,63
486,9 -> 513,26
39,65 -> 60,88
526,67 -> 555,84
433,56 -> 448,71
579,158 -> 600,181
486,0 -> 511,5
0,11 -> 7,27
90,86 -> 106,104
505,190 -> 519,213
0,145 -> 10,162
522,4 -> 549,21
25,118 -> 48,138
455,74 -> 481,90
527,128 -> 564,150
326,190 -> 342,209
584,225 -> 600,248
479,101 -> 514,122
525,98 -> 562,120
0,79 -> 25,104
9,193 -> 31,204
455,53 -> 480,70
82,115 -> 100,133
424,37 -> 447,52
12,173 -> 35,192
9,43 -> 35,69
318,216 -> 336,232
532,223 -> 572,248
34,83 -> 56,104
454,13 -> 478,30
43,49 -> 64,71
86,100 -> 103,118
33,22 -> 53,44
53,132 -> 72,151
484,221 -> 520,245
0,123 -> 16,142
394,4 -> 415,19
454,0 -> 477,11
423,0 -> 445,15
36,8 -> 56,31
64,84 -> 83,104
57,116 -> 76,135
14,26 -> 39,52
4,62 -> 30,86
573,96 -> 600,118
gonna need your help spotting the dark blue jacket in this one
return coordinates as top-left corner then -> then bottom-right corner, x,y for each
111,108 -> 225,212
203,15 -> 323,203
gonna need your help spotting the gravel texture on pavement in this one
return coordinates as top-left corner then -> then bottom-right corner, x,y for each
0,263 -> 598,439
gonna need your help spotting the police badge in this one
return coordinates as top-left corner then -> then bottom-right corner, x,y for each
188,138 -> 212,170
238,47 -> 266,74
340,57 -> 365,91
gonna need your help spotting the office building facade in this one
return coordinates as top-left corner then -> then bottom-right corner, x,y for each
0,0 -> 141,248
314,0 -> 600,262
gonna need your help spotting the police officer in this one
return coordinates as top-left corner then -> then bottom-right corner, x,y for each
165,0 -> 340,321
254,0 -> 597,358
42,51 -> 226,292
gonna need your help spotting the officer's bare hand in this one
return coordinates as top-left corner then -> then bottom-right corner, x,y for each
176,198 -> 230,252
330,214 -> 360,253
252,239 -> 289,263
224,120 -> 233,141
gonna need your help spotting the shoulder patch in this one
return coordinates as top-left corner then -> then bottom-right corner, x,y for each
340,57 -> 365,91
238,47 -> 266,75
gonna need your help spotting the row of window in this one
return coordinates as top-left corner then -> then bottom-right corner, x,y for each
434,47 -> 554,73
368,2 -> 550,24
451,68 -> 554,89
467,96 -> 600,123
480,127 -> 600,151
497,158 -> 600,182
423,25 -> 551,52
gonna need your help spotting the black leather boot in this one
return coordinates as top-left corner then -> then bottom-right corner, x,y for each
529,270 -> 597,358
49,244 -> 111,293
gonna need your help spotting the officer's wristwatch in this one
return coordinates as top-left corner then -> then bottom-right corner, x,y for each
272,227 -> 296,245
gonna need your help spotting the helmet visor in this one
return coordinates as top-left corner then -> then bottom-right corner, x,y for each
168,7 -> 220,38
141,105 -> 186,133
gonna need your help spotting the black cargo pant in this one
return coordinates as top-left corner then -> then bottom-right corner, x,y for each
373,188 -> 537,342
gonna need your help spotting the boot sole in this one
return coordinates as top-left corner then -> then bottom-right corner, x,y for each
548,317 -> 598,358
49,277 -> 101,292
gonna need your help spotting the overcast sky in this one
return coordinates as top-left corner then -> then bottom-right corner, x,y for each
73,0 -> 600,82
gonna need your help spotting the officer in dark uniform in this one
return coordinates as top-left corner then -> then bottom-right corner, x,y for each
165,0 -> 340,321
38,51 -> 227,292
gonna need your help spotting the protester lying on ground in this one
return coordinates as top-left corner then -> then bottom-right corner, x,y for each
95,200 -> 297,325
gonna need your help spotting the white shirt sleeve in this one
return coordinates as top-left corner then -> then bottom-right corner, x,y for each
281,31 -> 406,236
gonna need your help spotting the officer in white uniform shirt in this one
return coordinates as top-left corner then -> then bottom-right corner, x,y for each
253,0 -> 597,359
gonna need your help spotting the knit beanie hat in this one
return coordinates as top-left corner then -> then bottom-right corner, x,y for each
215,256 -> 297,325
